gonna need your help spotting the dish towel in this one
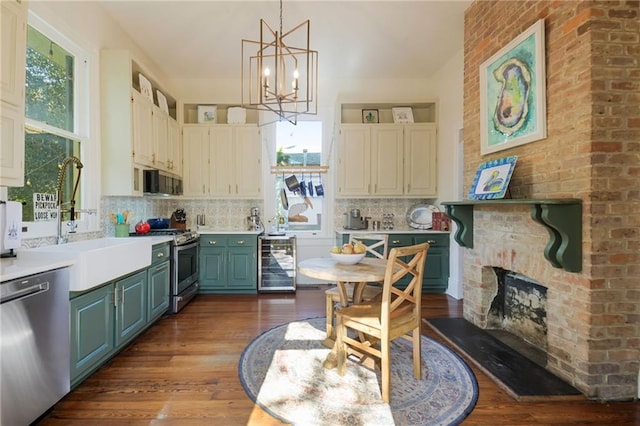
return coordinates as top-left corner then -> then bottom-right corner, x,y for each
3,201 -> 22,250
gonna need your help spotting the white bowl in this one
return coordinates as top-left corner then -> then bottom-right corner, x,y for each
330,252 -> 365,265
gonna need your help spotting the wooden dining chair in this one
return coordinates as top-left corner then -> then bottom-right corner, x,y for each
334,242 -> 429,403
325,234 -> 389,340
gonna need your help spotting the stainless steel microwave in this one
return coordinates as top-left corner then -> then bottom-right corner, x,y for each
143,169 -> 183,196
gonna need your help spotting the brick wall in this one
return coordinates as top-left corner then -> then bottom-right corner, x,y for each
463,0 -> 639,400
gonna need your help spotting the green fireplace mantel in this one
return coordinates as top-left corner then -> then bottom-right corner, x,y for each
441,199 -> 582,273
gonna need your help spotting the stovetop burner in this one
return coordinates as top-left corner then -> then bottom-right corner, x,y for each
129,228 -> 198,245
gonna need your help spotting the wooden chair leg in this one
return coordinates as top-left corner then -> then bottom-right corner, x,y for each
413,327 -> 421,380
336,319 -> 347,376
381,336 -> 391,403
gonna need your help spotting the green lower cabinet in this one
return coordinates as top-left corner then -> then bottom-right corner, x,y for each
414,234 -> 450,293
199,234 -> 257,294
147,243 -> 170,322
114,270 -> 147,347
70,243 -> 170,388
341,232 -> 449,293
70,284 -> 115,387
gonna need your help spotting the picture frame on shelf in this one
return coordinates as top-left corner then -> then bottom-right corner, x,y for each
468,156 -> 518,200
197,105 -> 217,123
480,19 -> 547,155
361,109 -> 379,124
392,107 -> 414,123
156,90 -> 168,113
138,73 -> 153,102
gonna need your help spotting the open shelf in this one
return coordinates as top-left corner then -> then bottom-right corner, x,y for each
441,199 -> 582,273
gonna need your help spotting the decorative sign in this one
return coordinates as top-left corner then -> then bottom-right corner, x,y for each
33,193 -> 58,221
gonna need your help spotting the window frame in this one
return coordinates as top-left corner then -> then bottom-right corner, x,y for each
263,117 -> 332,239
17,10 -> 99,238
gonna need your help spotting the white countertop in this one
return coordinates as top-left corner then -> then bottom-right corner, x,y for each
1,254 -> 74,283
335,228 -> 449,235
1,237 -> 171,284
197,227 -> 263,235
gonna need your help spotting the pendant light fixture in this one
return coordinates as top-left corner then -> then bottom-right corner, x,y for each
241,0 -> 318,125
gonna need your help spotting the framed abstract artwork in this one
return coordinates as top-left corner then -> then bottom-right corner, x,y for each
480,19 -> 546,155
468,156 -> 518,200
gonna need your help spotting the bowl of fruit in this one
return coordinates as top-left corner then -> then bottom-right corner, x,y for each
330,242 -> 366,265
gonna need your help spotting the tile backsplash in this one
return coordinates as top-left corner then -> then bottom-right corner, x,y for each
22,196 -> 440,247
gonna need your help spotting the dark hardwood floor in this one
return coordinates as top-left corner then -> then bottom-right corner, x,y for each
39,286 -> 639,425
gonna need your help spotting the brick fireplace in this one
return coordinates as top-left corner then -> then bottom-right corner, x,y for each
462,1 -> 639,401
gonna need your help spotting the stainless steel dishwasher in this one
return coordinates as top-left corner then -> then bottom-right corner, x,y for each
1,267 -> 70,425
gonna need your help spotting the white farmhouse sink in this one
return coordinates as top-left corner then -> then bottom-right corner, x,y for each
21,238 -> 153,291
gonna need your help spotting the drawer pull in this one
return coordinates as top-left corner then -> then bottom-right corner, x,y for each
237,240 -> 245,245
156,252 -> 164,258
392,240 -> 401,244
427,240 -> 436,245
209,241 -> 217,245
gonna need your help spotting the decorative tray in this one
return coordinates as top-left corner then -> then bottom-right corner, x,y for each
406,203 -> 440,230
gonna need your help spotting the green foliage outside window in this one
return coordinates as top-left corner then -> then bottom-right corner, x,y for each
8,25 -> 80,223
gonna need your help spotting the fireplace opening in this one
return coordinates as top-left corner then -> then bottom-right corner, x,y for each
486,268 -> 548,368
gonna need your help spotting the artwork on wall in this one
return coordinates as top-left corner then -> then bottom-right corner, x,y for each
197,105 -> 217,123
468,156 -> 517,199
156,90 -> 168,113
138,73 -> 153,102
480,19 -> 546,155
392,107 -> 414,123
362,109 -> 379,123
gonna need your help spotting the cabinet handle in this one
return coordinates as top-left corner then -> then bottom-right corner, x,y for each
156,252 -> 164,258
427,240 -> 436,245
121,286 -> 125,305
237,240 -> 244,245
113,288 -> 118,307
392,240 -> 401,244
209,241 -> 217,245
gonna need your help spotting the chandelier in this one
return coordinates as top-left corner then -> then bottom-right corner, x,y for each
241,0 -> 318,125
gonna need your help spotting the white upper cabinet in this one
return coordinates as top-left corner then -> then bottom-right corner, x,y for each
182,124 -> 261,198
0,0 -> 26,187
1,0 -> 26,107
101,49 -> 179,196
336,102 -> 438,198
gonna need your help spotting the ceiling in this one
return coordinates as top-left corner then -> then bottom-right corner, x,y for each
97,1 -> 471,83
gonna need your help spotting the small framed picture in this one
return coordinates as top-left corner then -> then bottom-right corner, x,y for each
468,156 -> 518,200
138,73 -> 153,102
197,105 -> 217,123
362,109 -> 379,124
156,90 -> 169,113
392,107 -> 414,123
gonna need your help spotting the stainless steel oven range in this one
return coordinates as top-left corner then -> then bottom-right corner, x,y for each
131,228 -> 199,314
171,230 -> 199,313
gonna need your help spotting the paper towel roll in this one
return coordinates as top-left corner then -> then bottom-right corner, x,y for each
3,201 -> 22,250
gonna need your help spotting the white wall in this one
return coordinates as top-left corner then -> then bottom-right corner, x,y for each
430,49 -> 465,299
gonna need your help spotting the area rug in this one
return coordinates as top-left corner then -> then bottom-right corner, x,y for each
238,317 -> 478,425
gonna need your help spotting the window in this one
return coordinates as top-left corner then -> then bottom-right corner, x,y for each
274,121 -> 323,233
8,14 -> 92,233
